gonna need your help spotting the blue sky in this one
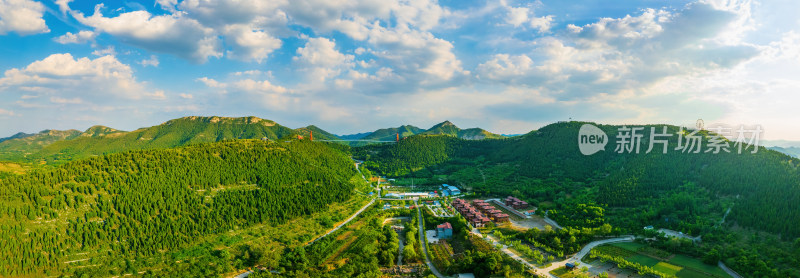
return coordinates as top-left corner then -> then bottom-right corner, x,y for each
1,0 -> 799,139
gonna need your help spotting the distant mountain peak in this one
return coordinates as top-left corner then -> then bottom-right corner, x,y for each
81,125 -> 122,137
165,116 -> 276,126
433,120 -> 456,127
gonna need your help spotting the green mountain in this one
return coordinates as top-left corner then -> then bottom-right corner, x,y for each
421,120 -> 504,140
362,124 -> 425,141
0,129 -> 83,161
338,132 -> 371,140
0,139 -> 359,277
294,125 -> 341,141
79,125 -> 123,137
0,132 -> 35,143
355,121 -> 800,277
352,121 -> 502,145
7,116 -> 296,163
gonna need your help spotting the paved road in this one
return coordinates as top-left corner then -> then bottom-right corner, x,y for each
232,160 -> 374,278
475,229 -> 633,278
718,261 -> 744,278
307,198 -> 375,245
397,237 -> 405,266
415,200 -> 445,278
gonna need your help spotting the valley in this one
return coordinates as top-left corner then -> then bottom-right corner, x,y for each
0,117 -> 798,278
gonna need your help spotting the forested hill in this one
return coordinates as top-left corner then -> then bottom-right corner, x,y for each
347,121 -> 502,147
421,120 -> 504,140
0,139 -> 359,276
355,121 -> 800,277
294,125 -> 341,140
360,124 -> 425,142
0,129 -> 83,161
1,116 -> 297,163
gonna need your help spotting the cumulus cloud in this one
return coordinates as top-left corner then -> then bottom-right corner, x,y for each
72,5 -> 222,63
476,54 -> 534,81
0,53 -> 161,100
54,30 -> 97,44
367,24 -> 466,82
0,0 -> 49,35
477,2 -> 759,102
293,37 -> 353,81
223,24 -> 282,62
55,0 -> 73,15
503,2 -> 554,33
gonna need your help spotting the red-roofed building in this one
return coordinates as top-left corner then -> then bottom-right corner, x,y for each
436,222 -> 453,238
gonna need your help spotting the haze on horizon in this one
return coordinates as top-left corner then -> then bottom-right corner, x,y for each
0,0 -> 799,140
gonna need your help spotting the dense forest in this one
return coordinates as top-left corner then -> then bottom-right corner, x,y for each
354,121 -> 800,277
0,139 -> 359,276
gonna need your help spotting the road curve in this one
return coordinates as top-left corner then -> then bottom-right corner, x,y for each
476,230 -> 633,278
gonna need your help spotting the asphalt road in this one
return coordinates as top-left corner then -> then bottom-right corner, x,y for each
415,200 -> 445,278
475,229 -> 633,278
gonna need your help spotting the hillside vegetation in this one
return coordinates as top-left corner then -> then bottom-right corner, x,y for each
0,129 -> 83,161
0,140 -> 359,277
0,116 -> 296,163
355,121 -> 800,277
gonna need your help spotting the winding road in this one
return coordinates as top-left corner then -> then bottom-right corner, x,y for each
476,229 -> 633,278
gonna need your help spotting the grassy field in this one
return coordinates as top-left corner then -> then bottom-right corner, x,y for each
627,254 -> 661,266
653,261 -> 683,276
669,255 -> 731,277
594,244 -> 636,258
596,242 -> 732,278
613,241 -> 644,252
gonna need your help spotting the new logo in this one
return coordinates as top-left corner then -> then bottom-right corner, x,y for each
578,124 -> 608,155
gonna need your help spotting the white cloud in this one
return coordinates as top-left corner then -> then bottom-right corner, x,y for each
506,6 -> 529,27
0,108 -> 14,116
0,0 -> 49,35
503,2 -> 554,32
0,53 -> 161,100
179,0 -> 287,27
139,55 -> 159,67
179,93 -> 193,99
55,0 -> 73,14
367,24 -> 466,82
155,0 -> 178,13
233,70 -> 263,76
476,54 -> 534,80
72,5 -> 222,63
477,3 -> 758,102
55,30 -> 97,44
197,77 -> 224,88
529,15 -> 554,33
232,79 -> 288,94
223,24 -> 282,62
92,46 -> 116,56
293,37 -> 354,81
